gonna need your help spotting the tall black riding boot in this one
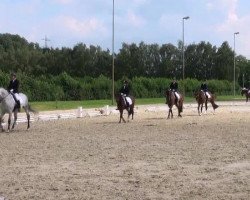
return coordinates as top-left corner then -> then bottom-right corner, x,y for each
15,100 -> 21,112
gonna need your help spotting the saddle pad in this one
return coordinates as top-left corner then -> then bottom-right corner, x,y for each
125,97 -> 132,105
14,93 -> 24,106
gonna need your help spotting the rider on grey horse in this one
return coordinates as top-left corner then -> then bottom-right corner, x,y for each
7,73 -> 21,111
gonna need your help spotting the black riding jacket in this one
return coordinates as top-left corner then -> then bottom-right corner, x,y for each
119,84 -> 130,96
200,83 -> 208,92
170,82 -> 178,91
7,79 -> 20,93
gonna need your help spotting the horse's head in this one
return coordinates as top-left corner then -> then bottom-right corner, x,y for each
241,88 -> 247,96
115,93 -> 121,103
165,89 -> 176,104
0,88 -> 8,102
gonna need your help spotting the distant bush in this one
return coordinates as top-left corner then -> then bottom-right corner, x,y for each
0,71 -> 239,101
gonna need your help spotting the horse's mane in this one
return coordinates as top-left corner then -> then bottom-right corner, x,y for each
0,88 -> 8,95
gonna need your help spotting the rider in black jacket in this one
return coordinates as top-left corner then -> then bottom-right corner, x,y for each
7,73 -> 21,109
119,80 -> 130,96
119,80 -> 130,108
169,78 -> 180,101
200,80 -> 211,98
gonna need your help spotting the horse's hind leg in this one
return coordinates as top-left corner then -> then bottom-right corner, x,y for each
24,107 -> 30,129
205,101 -> 208,114
11,110 -> 18,130
178,107 -> 182,117
127,107 -> 134,122
131,108 -> 134,120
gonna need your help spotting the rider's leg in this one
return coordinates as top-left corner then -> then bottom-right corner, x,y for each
11,92 -> 20,110
175,92 -> 180,105
205,92 -> 211,99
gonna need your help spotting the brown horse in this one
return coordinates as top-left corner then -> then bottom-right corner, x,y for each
241,88 -> 250,102
195,90 -> 218,115
165,90 -> 183,119
115,94 -> 135,123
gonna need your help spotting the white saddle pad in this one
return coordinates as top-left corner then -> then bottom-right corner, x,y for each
13,93 -> 24,106
205,92 -> 211,98
125,97 -> 132,105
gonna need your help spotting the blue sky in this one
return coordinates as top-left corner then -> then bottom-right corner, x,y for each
0,0 -> 249,58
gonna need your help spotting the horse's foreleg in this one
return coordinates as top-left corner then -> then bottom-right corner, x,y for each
167,108 -> 171,119
0,115 -> 4,132
200,104 -> 203,116
122,110 -> 126,123
119,110 -> 122,123
7,113 -> 12,132
119,110 -> 126,123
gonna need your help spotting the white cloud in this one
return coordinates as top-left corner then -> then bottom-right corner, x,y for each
211,0 -> 250,58
127,11 -> 146,27
52,0 -> 74,5
132,0 -> 151,5
54,15 -> 107,37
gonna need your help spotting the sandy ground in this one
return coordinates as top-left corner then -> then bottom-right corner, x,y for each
0,103 -> 249,200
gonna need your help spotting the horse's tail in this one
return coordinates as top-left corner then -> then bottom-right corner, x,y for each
28,104 -> 38,114
212,102 -> 219,110
211,100 -> 219,110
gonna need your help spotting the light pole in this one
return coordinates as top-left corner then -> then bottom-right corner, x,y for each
233,32 -> 239,97
112,0 -> 115,105
182,16 -> 189,96
243,74 -> 245,88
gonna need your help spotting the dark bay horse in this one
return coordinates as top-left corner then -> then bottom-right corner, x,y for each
165,90 -> 183,119
195,90 -> 218,116
115,94 -> 135,123
241,88 -> 250,102
0,88 -> 36,132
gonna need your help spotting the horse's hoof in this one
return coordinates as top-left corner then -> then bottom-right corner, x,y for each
6,130 -> 10,133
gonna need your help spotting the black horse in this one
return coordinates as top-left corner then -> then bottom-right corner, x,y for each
115,94 -> 135,123
241,88 -> 250,102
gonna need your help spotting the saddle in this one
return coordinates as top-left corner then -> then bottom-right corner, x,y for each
10,92 -> 21,111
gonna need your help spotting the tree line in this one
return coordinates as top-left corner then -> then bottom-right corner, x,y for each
0,33 -> 249,101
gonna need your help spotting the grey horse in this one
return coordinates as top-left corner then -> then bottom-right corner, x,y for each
0,88 -> 36,132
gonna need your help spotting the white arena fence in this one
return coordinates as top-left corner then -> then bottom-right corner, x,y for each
1,101 -> 249,126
